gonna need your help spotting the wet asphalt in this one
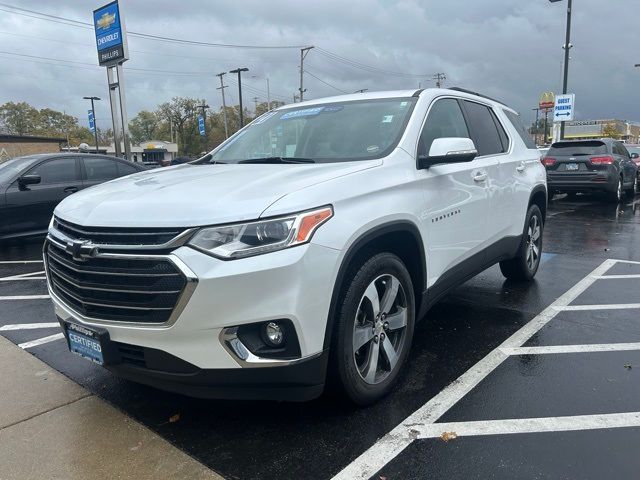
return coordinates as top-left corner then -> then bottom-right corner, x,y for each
1,192 -> 640,480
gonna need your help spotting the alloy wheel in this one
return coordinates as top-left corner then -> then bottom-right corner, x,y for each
352,274 -> 407,385
526,215 -> 542,271
617,178 -> 622,202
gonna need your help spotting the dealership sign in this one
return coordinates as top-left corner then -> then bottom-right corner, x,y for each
93,1 -> 129,66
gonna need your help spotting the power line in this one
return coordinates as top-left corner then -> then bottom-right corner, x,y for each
315,47 -> 432,79
0,3 -> 306,49
303,69 -> 348,94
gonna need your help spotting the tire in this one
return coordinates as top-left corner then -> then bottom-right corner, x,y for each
625,176 -> 638,197
608,177 -> 623,203
330,252 -> 415,405
499,204 -> 543,281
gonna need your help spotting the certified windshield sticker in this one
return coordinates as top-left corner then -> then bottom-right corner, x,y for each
321,105 -> 344,113
400,101 -> 408,108
382,115 -> 394,123
280,107 -> 324,120
367,145 -> 380,153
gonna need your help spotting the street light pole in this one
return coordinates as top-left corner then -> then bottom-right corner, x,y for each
83,96 -> 100,153
550,0 -> 573,140
229,67 -> 249,128
532,108 -> 540,146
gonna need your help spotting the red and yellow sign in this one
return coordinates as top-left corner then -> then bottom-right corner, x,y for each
539,92 -> 555,110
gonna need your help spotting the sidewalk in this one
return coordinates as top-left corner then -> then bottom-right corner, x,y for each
0,335 -> 222,480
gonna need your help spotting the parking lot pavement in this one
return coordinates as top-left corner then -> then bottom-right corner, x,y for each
1,193 -> 640,480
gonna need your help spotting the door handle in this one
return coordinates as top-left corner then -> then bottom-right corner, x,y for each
516,162 -> 526,173
64,186 -> 78,194
473,172 -> 488,182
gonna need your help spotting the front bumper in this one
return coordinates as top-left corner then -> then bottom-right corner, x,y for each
49,241 -> 341,400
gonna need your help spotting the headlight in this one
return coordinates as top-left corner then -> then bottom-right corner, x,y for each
188,206 -> 333,259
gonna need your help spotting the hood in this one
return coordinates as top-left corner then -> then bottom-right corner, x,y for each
54,161 -> 378,227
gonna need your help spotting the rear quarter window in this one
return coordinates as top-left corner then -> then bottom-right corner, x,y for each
504,110 -> 536,149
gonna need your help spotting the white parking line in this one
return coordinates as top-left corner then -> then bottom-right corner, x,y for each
0,295 -> 50,300
502,343 -> 640,355
332,258 -> 618,480
414,412 -> 640,439
0,260 -> 43,264
557,304 -> 640,311
0,271 -> 46,281
18,333 -> 64,349
0,322 -> 59,331
594,274 -> 640,280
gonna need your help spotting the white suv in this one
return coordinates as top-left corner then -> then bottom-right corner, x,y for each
45,88 -> 546,405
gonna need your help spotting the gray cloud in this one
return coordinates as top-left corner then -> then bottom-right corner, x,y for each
0,0 -> 638,130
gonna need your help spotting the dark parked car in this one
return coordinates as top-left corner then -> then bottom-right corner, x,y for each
0,153 -> 146,240
626,145 -> 640,182
543,139 -> 638,202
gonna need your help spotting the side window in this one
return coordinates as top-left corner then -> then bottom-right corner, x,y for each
621,144 -> 631,158
27,158 -> 78,184
492,111 -> 510,152
418,98 -> 469,156
117,162 -> 138,176
83,157 -> 118,181
460,101 -> 505,156
504,110 -> 537,149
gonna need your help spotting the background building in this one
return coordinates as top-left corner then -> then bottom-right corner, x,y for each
0,134 -> 66,161
564,120 -> 640,143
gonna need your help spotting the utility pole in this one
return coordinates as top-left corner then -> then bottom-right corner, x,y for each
216,72 -> 229,139
293,93 -> 299,103
266,77 -> 271,111
83,96 -> 100,153
229,67 -> 249,127
433,73 -> 446,88
550,0 -> 573,140
532,108 -> 540,146
253,96 -> 259,114
299,46 -> 314,102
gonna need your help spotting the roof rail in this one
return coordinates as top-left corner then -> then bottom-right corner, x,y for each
448,87 -> 506,106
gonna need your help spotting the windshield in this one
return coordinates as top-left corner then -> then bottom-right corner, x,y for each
210,97 -> 417,164
547,141 -> 608,156
0,156 -> 34,183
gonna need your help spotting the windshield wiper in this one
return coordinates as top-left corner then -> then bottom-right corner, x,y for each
238,156 -> 315,164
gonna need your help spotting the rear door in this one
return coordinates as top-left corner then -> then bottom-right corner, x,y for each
615,142 -> 635,186
80,156 -> 120,190
4,156 -> 81,235
458,99 -> 510,245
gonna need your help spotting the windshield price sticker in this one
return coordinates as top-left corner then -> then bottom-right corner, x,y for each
280,107 -> 325,120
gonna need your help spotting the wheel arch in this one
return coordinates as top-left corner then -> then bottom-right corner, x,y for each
322,221 -> 426,350
529,184 -> 548,222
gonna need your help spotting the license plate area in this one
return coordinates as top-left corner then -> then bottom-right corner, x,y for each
65,322 -> 107,365
566,163 -> 579,171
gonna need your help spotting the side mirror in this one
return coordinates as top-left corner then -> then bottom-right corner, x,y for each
631,153 -> 639,159
418,137 -> 478,169
18,175 -> 41,189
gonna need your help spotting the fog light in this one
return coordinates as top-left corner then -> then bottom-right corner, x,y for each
263,321 -> 285,347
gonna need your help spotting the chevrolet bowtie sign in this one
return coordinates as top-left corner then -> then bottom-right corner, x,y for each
93,1 -> 129,66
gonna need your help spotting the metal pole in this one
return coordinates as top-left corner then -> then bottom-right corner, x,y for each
544,109 -> 549,145
299,46 -> 314,102
90,98 -> 99,153
266,77 -> 271,111
216,72 -> 229,139
229,68 -> 249,127
115,63 -> 132,161
560,0 -> 572,140
106,66 -> 122,158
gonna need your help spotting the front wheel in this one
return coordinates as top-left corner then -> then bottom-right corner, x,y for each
330,252 -> 415,405
500,204 -> 543,281
625,176 -> 638,197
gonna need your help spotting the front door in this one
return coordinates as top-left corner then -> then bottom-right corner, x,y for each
4,157 -> 81,235
416,97 -> 492,289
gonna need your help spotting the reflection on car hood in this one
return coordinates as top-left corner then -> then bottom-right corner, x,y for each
54,162 -> 378,227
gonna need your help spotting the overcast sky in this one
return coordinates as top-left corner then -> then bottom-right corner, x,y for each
0,0 -> 638,130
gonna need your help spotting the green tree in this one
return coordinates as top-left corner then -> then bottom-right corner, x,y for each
156,97 -> 203,155
602,123 -> 621,139
0,101 -> 39,135
129,110 -> 161,144
37,108 -> 76,137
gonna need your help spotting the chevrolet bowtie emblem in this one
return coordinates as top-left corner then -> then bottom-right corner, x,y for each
96,12 -> 116,30
66,241 -> 98,262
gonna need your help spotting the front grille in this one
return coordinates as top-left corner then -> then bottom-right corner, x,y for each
53,217 -> 188,247
45,240 -> 188,324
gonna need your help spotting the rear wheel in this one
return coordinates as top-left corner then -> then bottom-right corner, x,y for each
500,205 -> 543,281
330,252 -> 415,405
609,177 -> 623,203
